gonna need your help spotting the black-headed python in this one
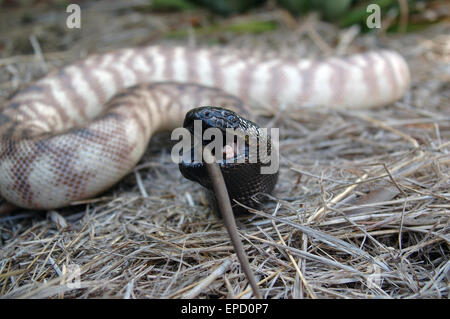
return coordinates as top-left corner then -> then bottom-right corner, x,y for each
0,46 -> 410,211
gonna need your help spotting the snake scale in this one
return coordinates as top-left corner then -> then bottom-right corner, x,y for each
0,45 -> 410,210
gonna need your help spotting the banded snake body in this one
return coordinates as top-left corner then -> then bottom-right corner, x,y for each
0,46 -> 410,211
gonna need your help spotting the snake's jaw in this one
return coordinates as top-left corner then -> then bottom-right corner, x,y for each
179,106 -> 279,214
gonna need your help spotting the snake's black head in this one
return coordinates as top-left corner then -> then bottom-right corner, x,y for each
179,106 -> 279,214
183,106 -> 242,132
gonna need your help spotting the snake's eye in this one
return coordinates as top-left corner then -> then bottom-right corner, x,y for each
203,110 -> 211,118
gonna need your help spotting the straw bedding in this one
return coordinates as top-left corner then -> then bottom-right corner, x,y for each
0,2 -> 448,298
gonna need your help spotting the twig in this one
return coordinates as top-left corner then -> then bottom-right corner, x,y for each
182,259 -> 232,299
308,173 -> 369,223
134,169 -> 149,198
234,267 -> 286,299
29,34 -> 48,73
203,148 -> 262,299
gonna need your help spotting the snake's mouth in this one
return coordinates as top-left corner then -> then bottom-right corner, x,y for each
179,106 -> 252,186
180,106 -> 250,164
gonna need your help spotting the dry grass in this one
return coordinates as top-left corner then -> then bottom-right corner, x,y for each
0,1 -> 448,299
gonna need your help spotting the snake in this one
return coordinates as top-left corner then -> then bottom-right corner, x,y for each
0,45 -> 410,211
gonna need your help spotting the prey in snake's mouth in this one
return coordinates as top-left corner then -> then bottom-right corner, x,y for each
179,106 -> 279,214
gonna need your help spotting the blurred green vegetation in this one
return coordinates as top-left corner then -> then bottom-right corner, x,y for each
0,0 -> 443,35
150,0 -> 443,33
